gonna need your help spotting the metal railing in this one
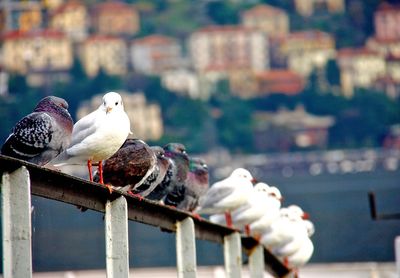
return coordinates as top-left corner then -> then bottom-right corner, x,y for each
0,155 -> 292,278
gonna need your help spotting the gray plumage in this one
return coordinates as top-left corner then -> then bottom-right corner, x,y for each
1,96 -> 73,166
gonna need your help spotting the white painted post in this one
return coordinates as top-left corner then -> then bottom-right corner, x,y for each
176,217 -> 197,278
105,196 -> 129,278
248,245 -> 264,278
395,236 -> 400,278
223,232 -> 242,278
1,167 -> 33,278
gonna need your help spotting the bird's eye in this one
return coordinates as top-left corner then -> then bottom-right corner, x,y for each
115,102 -> 118,105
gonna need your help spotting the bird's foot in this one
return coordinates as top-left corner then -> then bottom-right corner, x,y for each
105,184 -> 113,194
191,213 -> 203,221
127,191 -> 143,201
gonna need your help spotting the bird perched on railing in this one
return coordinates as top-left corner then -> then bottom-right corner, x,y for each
129,146 -> 172,198
147,143 -> 189,202
195,168 -> 256,228
92,138 -> 157,196
1,96 -> 73,166
49,92 -> 131,193
165,157 -> 209,212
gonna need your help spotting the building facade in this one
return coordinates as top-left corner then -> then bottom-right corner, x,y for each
189,25 -> 269,74
131,35 -> 182,75
374,2 -> 400,41
294,0 -> 345,17
80,35 -> 128,77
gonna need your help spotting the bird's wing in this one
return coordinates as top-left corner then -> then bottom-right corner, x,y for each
198,184 -> 235,210
1,112 -> 53,159
69,109 -> 102,146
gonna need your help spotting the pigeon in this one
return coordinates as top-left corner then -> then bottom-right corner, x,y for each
1,96 -> 73,166
93,139 -> 157,195
195,168 -> 256,227
50,92 -> 131,192
146,143 -> 189,202
165,157 -> 209,212
130,146 -> 171,197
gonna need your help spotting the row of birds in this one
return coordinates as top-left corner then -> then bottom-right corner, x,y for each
0,92 -> 314,273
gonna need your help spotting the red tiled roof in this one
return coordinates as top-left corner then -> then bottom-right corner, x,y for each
242,4 -> 286,17
256,70 -> 304,95
337,47 -> 379,57
50,0 -> 85,16
368,36 -> 400,44
2,30 -> 66,40
376,2 -> 400,12
93,1 -> 135,13
132,35 -> 177,46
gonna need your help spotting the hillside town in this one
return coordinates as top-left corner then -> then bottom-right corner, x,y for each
1,0 -> 400,151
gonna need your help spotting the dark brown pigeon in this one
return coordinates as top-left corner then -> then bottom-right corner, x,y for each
1,96 -> 73,166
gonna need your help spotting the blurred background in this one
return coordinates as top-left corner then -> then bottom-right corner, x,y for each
0,0 -> 400,275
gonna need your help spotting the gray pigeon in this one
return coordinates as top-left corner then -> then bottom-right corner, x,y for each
1,96 -> 73,166
146,143 -> 189,202
93,139 -> 157,194
165,157 -> 209,211
130,146 -> 172,197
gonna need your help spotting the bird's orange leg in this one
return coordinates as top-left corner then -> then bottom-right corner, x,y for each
245,224 -> 251,236
225,211 -> 233,228
87,160 -> 93,182
98,161 -> 113,194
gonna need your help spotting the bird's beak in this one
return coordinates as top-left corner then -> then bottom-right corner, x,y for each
251,178 -> 258,185
302,212 -> 310,220
106,107 -> 113,114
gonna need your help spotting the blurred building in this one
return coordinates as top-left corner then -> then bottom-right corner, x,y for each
188,25 -> 269,75
79,35 -> 128,77
294,0 -> 345,17
366,36 -> 400,58
373,76 -> 400,99
337,48 -> 386,97
161,69 -> 205,99
0,1 -> 42,33
49,0 -> 88,42
131,35 -> 182,75
91,1 -> 139,37
41,0 -> 64,10
241,4 -> 289,37
281,30 -> 336,78
2,30 -> 72,85
77,92 -> 163,141
229,69 -> 304,98
374,2 -> 400,41
253,105 -> 335,151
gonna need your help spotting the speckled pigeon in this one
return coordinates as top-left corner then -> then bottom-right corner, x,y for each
130,146 -> 172,197
146,143 -> 189,202
93,138 -> 157,194
166,157 -> 210,212
1,96 -> 73,166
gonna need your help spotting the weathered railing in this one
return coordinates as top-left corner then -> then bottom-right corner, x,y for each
0,155 -> 292,277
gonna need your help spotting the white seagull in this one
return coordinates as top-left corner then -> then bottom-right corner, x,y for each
195,168 -> 256,227
246,185 -> 282,238
50,92 -> 131,192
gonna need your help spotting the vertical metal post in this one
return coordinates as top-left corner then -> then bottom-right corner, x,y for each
105,196 -> 129,278
1,167 -> 33,278
223,232 -> 242,278
176,217 -> 197,278
396,236 -> 400,278
248,245 -> 264,278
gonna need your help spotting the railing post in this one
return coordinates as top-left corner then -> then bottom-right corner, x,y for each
248,244 -> 264,278
223,232 -> 242,278
176,217 -> 197,278
105,196 -> 129,278
1,166 -> 33,278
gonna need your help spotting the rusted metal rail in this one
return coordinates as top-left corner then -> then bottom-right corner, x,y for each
0,155 -> 291,277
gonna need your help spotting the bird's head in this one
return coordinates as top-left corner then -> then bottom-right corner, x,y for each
102,92 -> 124,114
231,168 -> 257,184
268,186 -> 283,202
